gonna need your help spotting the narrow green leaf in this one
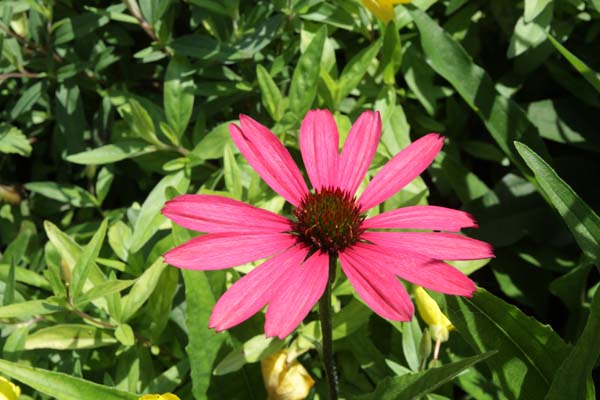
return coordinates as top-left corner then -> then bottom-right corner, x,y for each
70,219 -> 108,300
126,99 -> 162,146
353,352 -> 495,400
256,64 -> 283,121
0,359 -> 138,400
120,257 -> 167,322
66,140 -> 157,165
129,170 -> 189,252
3,259 -> 16,306
115,323 -> 135,347
447,288 -> 571,399
25,324 -> 117,350
524,0 -> 551,22
408,7 -> 549,176
547,34 -> 600,94
74,279 -> 135,308
515,142 -> 600,263
164,55 -> 195,139
0,263 -> 51,291
337,38 -> 382,104
0,298 -> 63,319
0,124 -> 31,156
213,335 -> 283,376
223,144 -> 242,198
25,182 -> 98,208
546,287 -> 600,400
53,12 -> 111,45
108,220 -> 133,262
381,22 -> 403,86
189,121 -> 235,162
10,81 -> 43,119
288,26 -> 326,117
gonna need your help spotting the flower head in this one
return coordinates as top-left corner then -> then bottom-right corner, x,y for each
362,0 -> 411,23
0,377 -> 20,400
162,109 -> 493,339
261,350 -> 314,400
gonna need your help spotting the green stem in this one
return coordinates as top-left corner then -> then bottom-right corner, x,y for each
319,255 -> 338,400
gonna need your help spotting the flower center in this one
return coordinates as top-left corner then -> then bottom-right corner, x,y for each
291,188 -> 365,254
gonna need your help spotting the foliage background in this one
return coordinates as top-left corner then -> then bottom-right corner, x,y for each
1,0 -> 599,399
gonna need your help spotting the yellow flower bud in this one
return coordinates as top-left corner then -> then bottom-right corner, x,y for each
414,286 -> 454,343
261,350 -> 314,400
0,376 -> 21,400
362,0 -> 411,23
138,393 -> 180,400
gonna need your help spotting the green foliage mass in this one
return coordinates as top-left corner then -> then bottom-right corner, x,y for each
1,0 -> 599,399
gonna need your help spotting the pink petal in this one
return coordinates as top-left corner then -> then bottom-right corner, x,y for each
358,134 -> 444,211
300,109 -> 339,190
362,231 -> 494,261
162,194 -> 292,234
363,205 -> 478,231
164,232 -> 296,270
209,246 -> 309,331
345,243 -> 476,296
230,116 -> 309,206
339,251 -> 414,321
337,111 -> 382,196
265,251 -> 329,339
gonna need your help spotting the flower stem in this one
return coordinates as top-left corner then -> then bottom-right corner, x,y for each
319,255 -> 338,400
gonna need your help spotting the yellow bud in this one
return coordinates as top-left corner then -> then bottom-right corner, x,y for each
261,350 -> 314,400
138,393 -> 180,400
362,0 -> 411,23
414,286 -> 454,343
0,376 -> 21,400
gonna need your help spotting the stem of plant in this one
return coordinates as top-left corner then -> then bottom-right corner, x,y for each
319,255 -> 339,400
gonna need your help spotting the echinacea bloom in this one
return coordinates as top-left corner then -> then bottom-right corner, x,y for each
261,350 -> 314,400
362,0 -> 411,23
0,376 -> 20,400
162,109 -> 493,339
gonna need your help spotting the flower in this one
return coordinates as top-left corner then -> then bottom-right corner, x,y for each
414,286 -> 454,342
261,350 -> 314,400
138,394 -> 180,400
0,376 -> 20,400
362,0 -> 411,23
162,109 -> 493,339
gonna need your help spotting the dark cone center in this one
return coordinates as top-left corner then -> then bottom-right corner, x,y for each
291,187 -> 365,254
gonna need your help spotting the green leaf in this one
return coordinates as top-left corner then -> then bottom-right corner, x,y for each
256,64 -> 283,121
223,144 -> 242,198
66,140 -> 157,165
115,323 -> 135,347
126,99 -> 163,146
546,287 -> 600,400
70,219 -> 108,300
353,352 -> 495,400
507,5 -> 552,58
213,335 -> 283,376
380,22 -> 403,86
74,279 -> 135,308
2,259 -> 16,306
0,358 -> 138,400
164,55 -> 195,140
0,124 -> 31,156
524,0 -> 551,22
120,257 -> 167,322
408,7 -> 549,177
25,324 -> 117,350
0,298 -> 63,319
53,12 -> 111,45
108,220 -> 133,261
10,81 -> 43,120
25,182 -> 97,208
337,38 -> 382,105
288,26 -> 326,117
129,169 -> 190,252
447,288 -> 571,399
189,121 -> 235,162
0,263 -> 51,291
515,142 -> 600,263
547,34 -> 600,94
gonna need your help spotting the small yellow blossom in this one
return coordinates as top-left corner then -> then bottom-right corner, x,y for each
0,376 -> 21,400
414,286 -> 454,360
138,393 -> 180,400
261,350 -> 314,400
362,0 -> 411,23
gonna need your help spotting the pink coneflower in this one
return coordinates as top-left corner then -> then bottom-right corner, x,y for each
162,110 -> 493,339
